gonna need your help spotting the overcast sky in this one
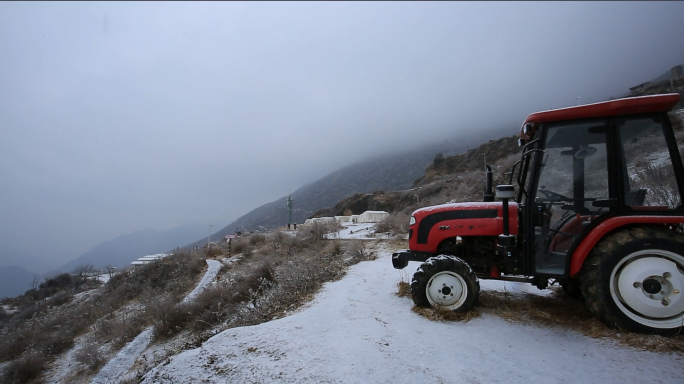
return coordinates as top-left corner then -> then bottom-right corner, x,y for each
2,1 -> 684,271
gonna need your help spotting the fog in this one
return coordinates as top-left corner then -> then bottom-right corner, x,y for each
2,1 -> 684,271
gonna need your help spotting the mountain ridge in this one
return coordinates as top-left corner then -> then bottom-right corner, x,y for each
57,223 -> 209,273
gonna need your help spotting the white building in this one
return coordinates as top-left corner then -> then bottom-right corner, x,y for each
131,253 -> 169,267
334,216 -> 351,224
359,211 -> 389,223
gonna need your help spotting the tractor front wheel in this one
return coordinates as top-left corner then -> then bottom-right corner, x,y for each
581,227 -> 684,334
411,255 -> 480,313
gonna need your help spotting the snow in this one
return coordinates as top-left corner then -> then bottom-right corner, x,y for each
414,201 -> 519,215
141,249 -> 684,384
1,304 -> 17,314
88,258 -> 223,384
182,259 -> 222,303
97,274 -> 111,284
331,222 -> 378,240
46,335 -> 90,384
90,327 -> 154,384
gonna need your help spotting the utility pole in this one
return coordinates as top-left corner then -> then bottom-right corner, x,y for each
576,97 -> 581,106
287,196 -> 293,227
208,224 -> 213,248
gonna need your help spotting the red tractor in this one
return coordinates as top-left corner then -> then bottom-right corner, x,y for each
393,93 -> 684,334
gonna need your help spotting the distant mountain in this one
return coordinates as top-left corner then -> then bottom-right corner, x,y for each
186,132 -> 502,248
58,223 -> 209,272
0,265 -> 35,299
0,243 -> 44,273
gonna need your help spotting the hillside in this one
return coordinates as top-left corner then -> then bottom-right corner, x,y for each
58,223 -> 209,273
311,135 -> 521,218
186,132 -> 502,248
312,82 -> 684,220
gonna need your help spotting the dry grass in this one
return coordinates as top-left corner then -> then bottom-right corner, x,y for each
477,289 -> 684,354
411,306 -> 481,322
396,282 -> 684,354
396,281 -> 411,298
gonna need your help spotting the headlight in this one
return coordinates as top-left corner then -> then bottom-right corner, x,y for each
409,216 -> 416,225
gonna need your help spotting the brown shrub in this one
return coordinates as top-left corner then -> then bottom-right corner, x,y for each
92,309 -> 146,348
188,283 -> 234,331
230,238 -> 247,255
42,326 -> 75,357
205,247 -> 223,257
249,234 -> 266,246
346,240 -> 375,262
375,213 -> 409,235
0,328 -> 36,361
45,291 -> 73,307
326,240 -> 344,257
307,221 -> 342,241
74,343 -> 105,371
231,262 -> 276,304
0,354 -> 46,384
144,295 -> 191,339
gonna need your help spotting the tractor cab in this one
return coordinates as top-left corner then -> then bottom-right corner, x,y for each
516,94 -> 684,278
393,94 -> 684,334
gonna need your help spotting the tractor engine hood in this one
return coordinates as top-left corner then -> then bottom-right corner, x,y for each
409,201 -> 518,253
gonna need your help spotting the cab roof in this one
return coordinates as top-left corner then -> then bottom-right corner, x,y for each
520,93 -> 680,139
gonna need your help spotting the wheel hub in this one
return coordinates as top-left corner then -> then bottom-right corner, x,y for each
426,271 -> 466,309
614,255 -> 684,319
642,278 -> 662,295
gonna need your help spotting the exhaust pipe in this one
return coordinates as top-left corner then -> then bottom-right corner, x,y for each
483,164 -> 494,202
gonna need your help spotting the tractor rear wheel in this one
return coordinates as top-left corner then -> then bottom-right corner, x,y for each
581,227 -> 684,334
411,255 -> 480,313
560,280 -> 584,301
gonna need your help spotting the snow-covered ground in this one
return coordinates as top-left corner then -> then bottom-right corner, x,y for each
90,327 -> 154,384
141,248 -> 684,384
182,259 -> 222,303
329,222 -> 380,240
88,258 -> 223,384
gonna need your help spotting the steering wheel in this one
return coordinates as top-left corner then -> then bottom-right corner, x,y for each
537,188 -> 571,203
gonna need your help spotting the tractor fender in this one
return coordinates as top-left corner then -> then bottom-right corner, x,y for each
569,215 -> 684,276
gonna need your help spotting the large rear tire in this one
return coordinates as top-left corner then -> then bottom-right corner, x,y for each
411,255 -> 480,313
560,279 -> 584,301
581,227 -> 684,334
